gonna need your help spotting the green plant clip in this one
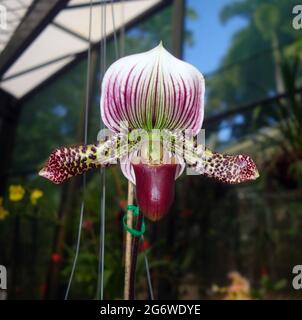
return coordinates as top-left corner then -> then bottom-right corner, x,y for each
123,205 -> 145,237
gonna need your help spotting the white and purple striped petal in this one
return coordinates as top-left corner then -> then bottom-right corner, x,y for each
100,42 -> 205,135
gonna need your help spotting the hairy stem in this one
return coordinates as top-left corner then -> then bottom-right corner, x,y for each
124,182 -> 134,300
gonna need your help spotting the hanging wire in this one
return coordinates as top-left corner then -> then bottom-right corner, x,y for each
110,0 -> 119,59
96,169 -> 106,300
142,236 -> 154,300
64,0 -> 93,300
96,0 -> 107,301
120,0 -> 125,57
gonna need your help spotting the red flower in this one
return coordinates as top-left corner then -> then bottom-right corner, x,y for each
83,219 -> 93,231
51,252 -> 61,263
119,199 -> 127,210
139,239 -> 150,252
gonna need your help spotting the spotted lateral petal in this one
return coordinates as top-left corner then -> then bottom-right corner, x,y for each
163,131 -> 259,184
190,147 -> 260,184
183,145 -> 259,184
100,42 -> 205,135
39,134 -> 141,184
39,144 -> 103,184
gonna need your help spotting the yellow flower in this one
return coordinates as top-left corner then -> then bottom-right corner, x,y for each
0,206 -> 9,220
30,189 -> 43,205
9,185 -> 25,202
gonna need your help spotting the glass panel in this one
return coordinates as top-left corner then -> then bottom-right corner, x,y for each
0,56 -> 74,98
54,0 -> 162,42
0,0 -> 35,54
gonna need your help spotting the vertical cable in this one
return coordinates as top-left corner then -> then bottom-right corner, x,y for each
96,0 -> 107,301
64,0 -> 93,300
111,0 -> 119,59
142,236 -> 154,300
120,0 -> 125,57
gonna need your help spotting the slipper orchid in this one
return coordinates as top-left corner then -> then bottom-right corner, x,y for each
39,43 -> 259,221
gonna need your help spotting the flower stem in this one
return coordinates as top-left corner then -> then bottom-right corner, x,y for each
124,182 -> 134,300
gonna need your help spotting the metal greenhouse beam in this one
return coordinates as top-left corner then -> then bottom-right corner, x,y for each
65,0 -> 141,10
0,0 -> 70,79
20,0 -> 172,104
171,0 -> 185,59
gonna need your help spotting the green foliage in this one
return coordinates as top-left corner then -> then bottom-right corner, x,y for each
252,275 -> 287,299
208,0 -> 301,118
258,55 -> 302,156
253,4 -> 280,38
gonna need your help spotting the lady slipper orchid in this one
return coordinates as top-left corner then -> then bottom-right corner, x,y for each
39,43 -> 259,221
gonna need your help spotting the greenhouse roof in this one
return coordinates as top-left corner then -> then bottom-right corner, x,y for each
0,0 -> 164,99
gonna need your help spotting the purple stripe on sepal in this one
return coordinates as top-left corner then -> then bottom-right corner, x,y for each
100,43 -> 205,135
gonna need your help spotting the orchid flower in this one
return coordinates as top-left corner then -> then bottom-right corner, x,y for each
39,43 -> 259,221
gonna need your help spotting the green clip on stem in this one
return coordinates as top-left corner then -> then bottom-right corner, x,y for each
123,205 -> 145,237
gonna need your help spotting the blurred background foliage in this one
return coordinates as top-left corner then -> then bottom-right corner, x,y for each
1,0 -> 302,299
